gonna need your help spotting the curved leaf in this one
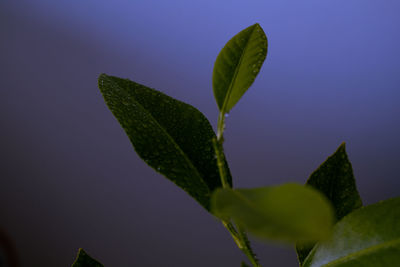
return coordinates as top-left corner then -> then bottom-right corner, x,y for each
212,23 -> 268,114
297,143 -> 363,264
98,74 -> 232,211
211,184 -> 334,243
72,249 -> 103,267
303,197 -> 400,267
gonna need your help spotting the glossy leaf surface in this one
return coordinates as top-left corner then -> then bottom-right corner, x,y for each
71,249 -> 103,267
213,23 -> 268,114
303,197 -> 400,267
211,184 -> 334,242
99,74 -> 232,210
297,143 -> 363,264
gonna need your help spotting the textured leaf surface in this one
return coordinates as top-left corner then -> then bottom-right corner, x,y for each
72,249 -> 103,267
297,143 -> 363,264
99,74 -> 232,210
303,197 -> 400,267
211,184 -> 334,242
213,23 -> 268,113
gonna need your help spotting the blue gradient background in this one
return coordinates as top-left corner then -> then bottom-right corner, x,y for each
1,1 -> 399,266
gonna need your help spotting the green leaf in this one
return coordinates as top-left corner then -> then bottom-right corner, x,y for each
98,74 -> 232,211
306,143 -> 362,220
241,262 -> 250,267
297,143 -> 363,264
212,23 -> 268,114
72,249 -> 103,267
211,183 -> 334,243
303,197 -> 400,267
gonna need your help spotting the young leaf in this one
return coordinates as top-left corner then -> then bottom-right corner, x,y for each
213,23 -> 268,114
296,143 -> 363,264
72,248 -> 103,267
98,74 -> 232,211
211,183 -> 334,243
302,197 -> 400,267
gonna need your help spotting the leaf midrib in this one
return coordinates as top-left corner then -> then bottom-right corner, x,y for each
319,238 -> 400,267
102,76 -> 211,196
220,25 -> 257,115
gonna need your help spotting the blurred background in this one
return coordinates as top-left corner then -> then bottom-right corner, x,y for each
1,1 -> 399,266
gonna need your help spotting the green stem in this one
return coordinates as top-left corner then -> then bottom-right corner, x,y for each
217,112 -> 226,142
212,138 -> 229,188
221,221 -> 260,267
237,225 -> 260,267
222,221 -> 243,248
214,112 -> 261,267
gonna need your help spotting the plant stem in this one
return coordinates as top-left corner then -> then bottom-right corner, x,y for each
214,112 -> 261,267
236,225 -> 260,267
222,221 -> 243,248
217,112 -> 226,141
221,221 -> 261,267
212,138 -> 229,188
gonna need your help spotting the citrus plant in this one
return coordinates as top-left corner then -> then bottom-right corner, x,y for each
72,24 -> 400,267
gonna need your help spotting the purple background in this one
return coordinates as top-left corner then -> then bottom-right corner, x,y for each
1,1 -> 399,266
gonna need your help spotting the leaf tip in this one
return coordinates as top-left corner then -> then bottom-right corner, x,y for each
339,141 -> 346,149
75,248 -> 88,259
98,73 -> 108,89
336,142 -> 348,157
98,73 -> 107,80
72,248 -> 103,267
